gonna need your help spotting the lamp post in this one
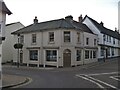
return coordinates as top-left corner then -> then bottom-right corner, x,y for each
17,34 -> 20,68
14,34 -> 23,68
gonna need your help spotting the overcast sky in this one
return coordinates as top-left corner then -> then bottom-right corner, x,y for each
4,0 -> 119,31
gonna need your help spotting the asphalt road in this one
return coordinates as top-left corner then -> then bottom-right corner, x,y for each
2,58 -> 120,89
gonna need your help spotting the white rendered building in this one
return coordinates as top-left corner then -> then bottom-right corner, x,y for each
2,22 -> 24,63
12,16 -> 98,68
83,15 -> 120,60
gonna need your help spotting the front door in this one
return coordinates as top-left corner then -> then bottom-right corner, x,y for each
63,49 -> 71,67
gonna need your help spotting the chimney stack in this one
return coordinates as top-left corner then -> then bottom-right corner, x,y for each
100,21 -> 104,26
78,14 -> 83,22
34,16 -> 38,24
65,15 -> 73,21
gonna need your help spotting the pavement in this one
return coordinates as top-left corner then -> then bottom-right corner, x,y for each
1,57 -> 119,88
2,74 -> 29,88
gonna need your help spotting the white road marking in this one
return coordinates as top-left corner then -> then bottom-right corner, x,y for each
85,75 -> 120,90
110,76 -> 120,81
87,72 -> 119,76
76,75 -> 104,89
76,72 -> 120,90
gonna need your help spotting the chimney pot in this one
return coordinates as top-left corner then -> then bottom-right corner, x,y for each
78,14 -> 83,22
100,21 -> 104,26
34,16 -> 38,24
65,15 -> 73,21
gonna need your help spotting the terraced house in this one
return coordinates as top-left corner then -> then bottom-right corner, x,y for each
83,15 -> 120,60
12,15 -> 98,68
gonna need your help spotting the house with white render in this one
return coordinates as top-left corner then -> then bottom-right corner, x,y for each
82,15 -> 120,60
0,0 -> 12,87
2,22 -> 24,63
12,15 -> 98,68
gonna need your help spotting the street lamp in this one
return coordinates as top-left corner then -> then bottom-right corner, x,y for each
14,34 -> 23,68
17,34 -> 20,68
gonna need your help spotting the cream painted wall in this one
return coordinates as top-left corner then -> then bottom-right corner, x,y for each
83,17 -> 120,59
13,28 -> 98,67
2,22 -> 24,63
83,32 -> 98,47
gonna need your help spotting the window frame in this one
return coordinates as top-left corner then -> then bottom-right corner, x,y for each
77,32 -> 80,43
111,48 -> 114,56
29,50 -> 38,61
101,47 -> 104,56
86,38 -> 89,45
46,50 -> 57,62
93,51 -> 96,58
113,38 -> 115,44
32,34 -> 37,44
76,50 -> 81,61
85,50 -> 89,59
64,31 -> 71,42
94,39 -> 97,46
49,32 -> 54,42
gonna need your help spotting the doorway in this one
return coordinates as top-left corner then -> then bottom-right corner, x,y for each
63,49 -> 71,67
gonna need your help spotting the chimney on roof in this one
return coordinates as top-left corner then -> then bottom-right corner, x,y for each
65,15 -> 73,21
78,14 -> 83,23
115,27 -> 117,31
34,16 -> 38,24
115,27 -> 119,33
100,21 -> 104,26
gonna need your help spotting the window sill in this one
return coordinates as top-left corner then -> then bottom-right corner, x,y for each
48,42 -> 55,44
31,43 -> 37,45
29,60 -> 38,61
64,42 -> 71,43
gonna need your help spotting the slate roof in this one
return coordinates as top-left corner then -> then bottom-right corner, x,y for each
12,18 -> 93,35
0,1 -> 12,15
84,15 -> 120,40
6,22 -> 22,26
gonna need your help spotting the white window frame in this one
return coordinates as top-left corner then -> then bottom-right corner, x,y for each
29,50 -> 38,61
77,32 -> 80,43
76,50 -> 81,61
49,32 -> 54,42
32,34 -> 37,44
46,50 -> 57,62
85,50 -> 89,59
64,31 -> 71,42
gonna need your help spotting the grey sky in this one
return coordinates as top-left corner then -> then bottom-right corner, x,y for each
4,0 -> 119,30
